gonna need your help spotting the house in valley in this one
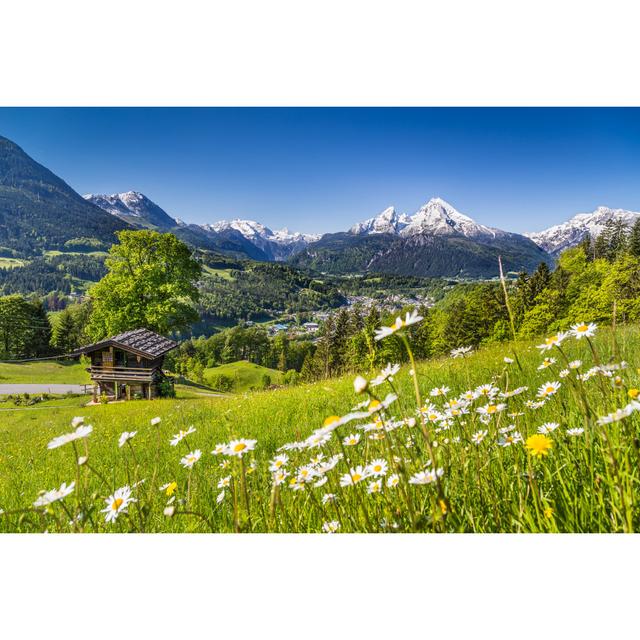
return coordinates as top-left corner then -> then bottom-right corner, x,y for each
71,328 -> 178,401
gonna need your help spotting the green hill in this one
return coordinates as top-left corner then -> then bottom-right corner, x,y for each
203,360 -> 284,392
0,359 -> 90,384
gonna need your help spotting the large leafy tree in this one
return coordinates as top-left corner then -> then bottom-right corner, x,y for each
0,294 -> 52,359
87,230 -> 202,340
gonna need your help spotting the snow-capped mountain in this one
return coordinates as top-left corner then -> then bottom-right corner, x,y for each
84,191 -> 177,229
294,197 -> 552,278
204,218 -> 319,261
349,206 -> 410,235
525,206 -> 640,255
350,198 -> 503,239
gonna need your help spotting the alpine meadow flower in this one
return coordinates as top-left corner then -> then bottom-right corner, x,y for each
451,346 -> 473,359
269,454 -> 289,472
339,466 -> 368,487
217,476 -> 231,489
566,427 -> 585,437
180,449 -> 202,468
537,381 -> 561,398
366,459 -> 388,477
170,426 -> 196,446
525,434 -> 553,458
47,424 -> 93,450
101,486 -> 136,523
353,375 -> 368,394
33,481 -> 75,508
537,422 -> 559,434
368,479 -> 382,494
343,433 -> 361,446
150,417 -> 161,426
160,481 -> 178,496
536,332 -> 567,352
409,468 -> 444,485
118,431 -> 137,448
374,310 -> 423,341
471,430 -> 488,445
571,321 -> 597,339
322,521 -> 340,533
224,439 -> 257,457
386,474 -> 400,488
538,357 -> 557,370
370,363 -> 401,387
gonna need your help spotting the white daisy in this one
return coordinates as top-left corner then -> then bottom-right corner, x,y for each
180,449 -> 202,468
471,430 -> 488,445
370,363 -> 401,387
47,424 -> 93,450
538,422 -> 560,434
33,481 -> 75,508
343,433 -> 361,446
224,439 -> 257,457
566,427 -> 584,437
571,322 -> 597,339
366,458 -> 388,477
322,521 -> 340,533
339,466 -> 368,487
118,431 -> 137,448
374,310 -> 423,341
537,381 -> 561,398
451,346 -> 473,359
101,486 -> 136,523
409,468 -> 444,485
170,426 -> 196,446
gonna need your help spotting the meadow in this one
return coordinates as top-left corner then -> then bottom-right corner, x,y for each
1,317 -> 640,533
0,360 -> 90,384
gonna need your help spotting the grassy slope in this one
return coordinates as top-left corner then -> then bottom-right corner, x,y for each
1,324 -> 639,532
0,360 -> 91,384
203,360 -> 284,391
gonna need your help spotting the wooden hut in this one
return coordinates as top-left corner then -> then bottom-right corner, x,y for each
71,329 -> 178,401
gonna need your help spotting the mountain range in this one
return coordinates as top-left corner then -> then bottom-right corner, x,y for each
524,206 -> 640,256
2,133 -> 640,278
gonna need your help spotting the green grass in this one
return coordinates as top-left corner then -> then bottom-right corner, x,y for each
0,360 -> 91,384
0,256 -> 28,269
203,360 -> 284,392
202,265 -> 235,281
1,324 -> 640,533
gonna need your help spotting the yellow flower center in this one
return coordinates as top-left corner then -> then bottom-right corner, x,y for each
111,498 -> 123,511
546,386 -> 555,394
577,324 -> 588,332
373,465 -> 382,472
368,400 -> 381,411
323,416 -> 340,427
352,473 -> 362,483
487,405 -> 497,414
234,443 -> 247,452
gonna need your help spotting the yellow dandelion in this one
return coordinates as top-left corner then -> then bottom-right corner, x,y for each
526,434 -> 552,458
628,388 -> 639,399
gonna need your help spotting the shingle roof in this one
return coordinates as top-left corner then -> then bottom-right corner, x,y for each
71,328 -> 178,359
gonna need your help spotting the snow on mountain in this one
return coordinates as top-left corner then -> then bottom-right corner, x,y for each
350,198 -> 502,239
84,191 -> 177,229
349,206 -> 411,235
525,206 -> 640,255
203,218 -> 320,261
400,198 -> 499,238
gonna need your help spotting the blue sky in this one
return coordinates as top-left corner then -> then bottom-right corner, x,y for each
1,107 -> 639,234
